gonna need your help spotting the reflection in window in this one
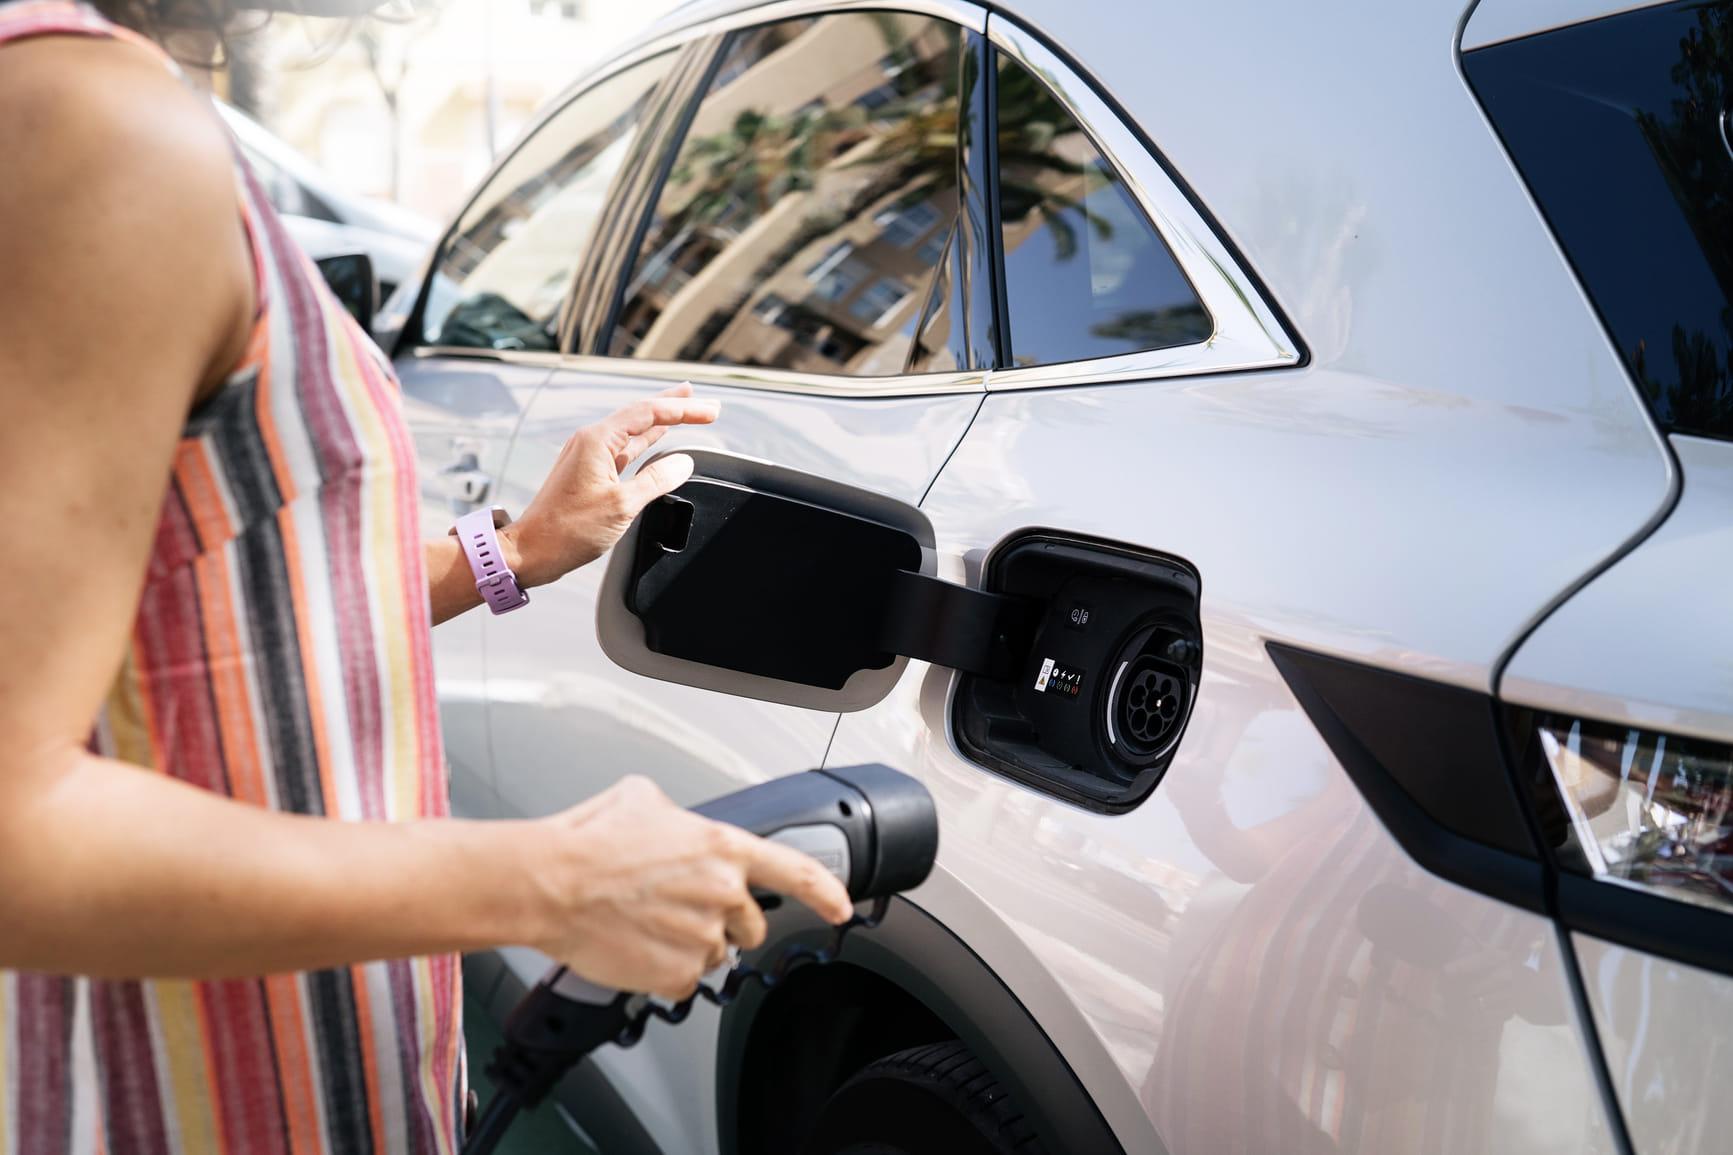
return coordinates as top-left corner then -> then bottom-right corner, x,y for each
994,53 -> 1210,367
1464,1 -> 1733,441
878,200 -> 942,247
849,278 -> 912,325
609,14 -> 969,376
421,54 -> 672,351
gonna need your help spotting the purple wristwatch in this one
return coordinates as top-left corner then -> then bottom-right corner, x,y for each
450,506 -> 530,615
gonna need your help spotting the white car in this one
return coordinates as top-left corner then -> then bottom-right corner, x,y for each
215,100 -> 437,303
391,0 -> 1733,1151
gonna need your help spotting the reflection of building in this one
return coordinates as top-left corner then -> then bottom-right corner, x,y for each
256,0 -> 681,222
611,15 -> 966,376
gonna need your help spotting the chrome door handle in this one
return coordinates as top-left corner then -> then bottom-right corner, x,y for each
445,469 -> 493,505
440,450 -> 492,506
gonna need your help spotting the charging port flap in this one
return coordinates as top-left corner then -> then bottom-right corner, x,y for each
599,451 -> 1037,712
600,454 -> 1203,809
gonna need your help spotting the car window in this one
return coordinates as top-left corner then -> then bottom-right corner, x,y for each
421,53 -> 674,352
608,14 -> 971,376
994,52 -> 1211,368
1465,1 -> 1733,442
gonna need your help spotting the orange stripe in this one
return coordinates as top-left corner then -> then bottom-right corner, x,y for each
191,549 -> 271,809
263,976 -> 323,1155
173,443 -> 235,558
247,263 -> 296,511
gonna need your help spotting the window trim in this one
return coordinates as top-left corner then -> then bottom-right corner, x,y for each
980,17 -> 1298,391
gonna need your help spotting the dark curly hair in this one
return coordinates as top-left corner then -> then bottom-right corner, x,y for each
92,0 -> 233,34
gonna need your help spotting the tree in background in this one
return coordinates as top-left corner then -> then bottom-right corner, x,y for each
357,2 -> 446,202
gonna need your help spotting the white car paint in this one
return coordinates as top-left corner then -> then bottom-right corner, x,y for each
396,0 -> 1728,1151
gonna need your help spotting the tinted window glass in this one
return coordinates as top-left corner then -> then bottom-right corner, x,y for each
1466,1 -> 1733,441
609,15 -> 969,376
995,53 -> 1210,367
422,54 -> 673,351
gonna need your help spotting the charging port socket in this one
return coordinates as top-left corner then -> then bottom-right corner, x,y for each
952,534 -> 1202,812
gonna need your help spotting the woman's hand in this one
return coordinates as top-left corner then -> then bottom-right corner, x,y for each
524,776 -> 855,1000
502,384 -> 719,589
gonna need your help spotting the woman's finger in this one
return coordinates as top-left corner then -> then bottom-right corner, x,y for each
723,897 -> 768,951
614,423 -> 670,473
602,395 -> 720,451
740,835 -> 854,925
620,452 -> 696,513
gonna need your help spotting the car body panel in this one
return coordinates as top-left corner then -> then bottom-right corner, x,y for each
397,354 -> 556,819
826,352 -> 1650,1150
1573,933 -> 1733,1155
477,367 -> 979,819
1503,435 -> 1733,745
1498,435 -> 1731,1155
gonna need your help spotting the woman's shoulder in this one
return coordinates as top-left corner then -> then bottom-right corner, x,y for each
0,33 -> 236,214
0,31 -> 255,396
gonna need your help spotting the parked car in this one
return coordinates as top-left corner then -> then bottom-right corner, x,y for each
392,0 -> 1733,1151
215,100 -> 437,304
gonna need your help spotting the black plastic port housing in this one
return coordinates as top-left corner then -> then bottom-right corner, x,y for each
953,534 -> 1203,812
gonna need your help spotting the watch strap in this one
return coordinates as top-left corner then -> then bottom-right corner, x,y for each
452,506 -> 529,615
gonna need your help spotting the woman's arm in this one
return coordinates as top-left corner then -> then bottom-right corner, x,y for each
0,40 -> 846,996
426,390 -> 717,626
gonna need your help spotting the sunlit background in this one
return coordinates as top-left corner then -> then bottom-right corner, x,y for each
211,0 -> 684,224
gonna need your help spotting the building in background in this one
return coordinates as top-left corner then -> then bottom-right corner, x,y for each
238,0 -> 682,223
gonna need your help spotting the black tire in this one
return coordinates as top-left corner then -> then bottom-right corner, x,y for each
802,1041 -> 1043,1155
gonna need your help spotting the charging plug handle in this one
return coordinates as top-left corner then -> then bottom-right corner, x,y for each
463,766 -> 936,1155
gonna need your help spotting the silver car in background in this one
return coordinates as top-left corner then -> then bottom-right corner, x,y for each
390,0 -> 1733,1151
216,100 -> 437,303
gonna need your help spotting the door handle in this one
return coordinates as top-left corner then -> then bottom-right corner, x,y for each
440,448 -> 492,506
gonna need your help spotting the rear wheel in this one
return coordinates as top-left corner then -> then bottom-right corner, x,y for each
803,1041 -> 1043,1155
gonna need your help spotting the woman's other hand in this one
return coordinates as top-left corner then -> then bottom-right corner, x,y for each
502,383 -> 718,588
524,776 -> 855,1001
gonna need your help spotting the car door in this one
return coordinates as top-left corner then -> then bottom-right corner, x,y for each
396,43 -> 686,819
476,7 -> 991,1150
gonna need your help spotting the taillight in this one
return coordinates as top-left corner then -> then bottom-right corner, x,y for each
1533,716 -> 1733,916
1272,643 -> 1733,975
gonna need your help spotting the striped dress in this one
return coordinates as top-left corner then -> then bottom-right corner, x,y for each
0,4 -> 463,1152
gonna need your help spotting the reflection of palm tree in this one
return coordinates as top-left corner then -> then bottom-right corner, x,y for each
659,24 -> 1112,261
669,103 -> 874,229
661,29 -> 960,241
995,58 -> 1113,261
1090,306 -> 1209,347
1631,4 -> 1733,433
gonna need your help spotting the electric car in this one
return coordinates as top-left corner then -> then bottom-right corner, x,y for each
390,0 -> 1733,1150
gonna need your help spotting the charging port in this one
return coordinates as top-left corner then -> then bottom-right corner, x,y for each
952,534 -> 1202,812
